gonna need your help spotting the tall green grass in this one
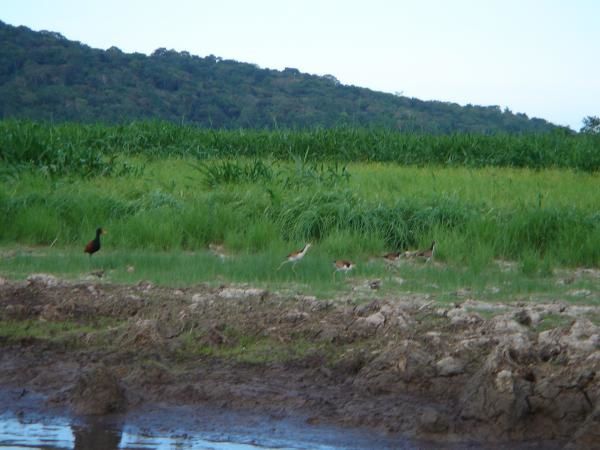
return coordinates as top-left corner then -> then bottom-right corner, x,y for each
1,159 -> 599,268
2,120 -> 600,174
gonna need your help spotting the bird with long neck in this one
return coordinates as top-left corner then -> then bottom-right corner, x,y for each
84,228 -> 106,257
277,243 -> 311,272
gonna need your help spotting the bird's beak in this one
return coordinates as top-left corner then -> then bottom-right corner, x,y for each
102,230 -> 107,235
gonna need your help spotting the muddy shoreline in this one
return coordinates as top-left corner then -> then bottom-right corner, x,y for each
1,274 -> 598,448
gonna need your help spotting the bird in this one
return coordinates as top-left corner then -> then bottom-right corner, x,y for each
382,251 -> 401,262
209,243 -> 229,260
84,228 -> 106,257
89,269 -> 105,278
277,243 -> 311,271
333,259 -> 355,280
368,279 -> 381,290
415,240 -> 436,263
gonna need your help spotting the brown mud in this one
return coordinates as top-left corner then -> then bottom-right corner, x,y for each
0,274 -> 598,448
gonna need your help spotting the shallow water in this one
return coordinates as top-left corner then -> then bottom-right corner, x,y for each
0,406 -> 417,450
0,387 -> 563,450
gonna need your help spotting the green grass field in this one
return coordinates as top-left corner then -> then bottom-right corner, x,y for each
2,158 -> 599,260
1,121 -> 599,299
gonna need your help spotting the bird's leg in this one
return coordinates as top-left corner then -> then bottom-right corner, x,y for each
276,260 -> 288,271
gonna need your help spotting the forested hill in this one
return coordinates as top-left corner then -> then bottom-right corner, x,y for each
0,20 -> 557,133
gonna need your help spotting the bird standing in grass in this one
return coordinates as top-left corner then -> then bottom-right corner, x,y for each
84,228 -> 106,257
416,240 -> 436,263
277,243 -> 311,272
333,259 -> 355,280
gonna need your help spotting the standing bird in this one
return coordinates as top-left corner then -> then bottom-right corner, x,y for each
333,259 -> 355,280
277,243 -> 311,272
415,240 -> 436,263
84,228 -> 106,257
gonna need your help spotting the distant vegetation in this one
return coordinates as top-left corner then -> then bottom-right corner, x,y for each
1,20 -> 559,133
2,121 -> 599,177
581,116 -> 600,134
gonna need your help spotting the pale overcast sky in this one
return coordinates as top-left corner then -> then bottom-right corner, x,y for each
3,0 -> 599,130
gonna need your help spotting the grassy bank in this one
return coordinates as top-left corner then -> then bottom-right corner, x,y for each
2,245 -> 599,304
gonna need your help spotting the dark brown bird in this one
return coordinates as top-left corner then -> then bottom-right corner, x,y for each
84,228 -> 106,257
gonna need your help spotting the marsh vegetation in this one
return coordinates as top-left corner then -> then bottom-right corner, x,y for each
1,120 -> 599,296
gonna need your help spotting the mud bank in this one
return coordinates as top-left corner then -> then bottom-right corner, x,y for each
0,274 -> 598,448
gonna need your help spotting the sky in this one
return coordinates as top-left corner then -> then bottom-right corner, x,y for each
3,0 -> 600,130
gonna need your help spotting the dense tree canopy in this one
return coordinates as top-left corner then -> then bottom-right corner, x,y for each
0,20 -> 558,133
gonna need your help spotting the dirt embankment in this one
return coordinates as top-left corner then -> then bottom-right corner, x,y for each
0,274 -> 598,447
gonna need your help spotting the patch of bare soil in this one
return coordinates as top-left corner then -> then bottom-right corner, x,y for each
1,274 -> 599,447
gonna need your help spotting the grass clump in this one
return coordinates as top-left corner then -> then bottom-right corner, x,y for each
176,327 -> 336,365
534,314 -> 574,332
0,319 -> 120,344
194,159 -> 274,188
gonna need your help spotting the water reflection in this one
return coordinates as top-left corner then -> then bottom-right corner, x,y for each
0,411 -> 403,450
0,411 -> 566,450
0,414 -> 74,449
72,418 -> 122,450
1,386 -> 415,450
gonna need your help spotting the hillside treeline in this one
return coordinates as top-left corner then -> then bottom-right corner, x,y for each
1,20 -> 558,133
